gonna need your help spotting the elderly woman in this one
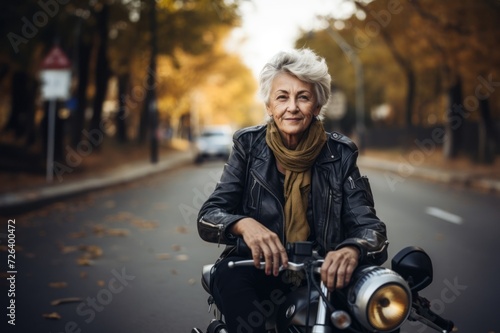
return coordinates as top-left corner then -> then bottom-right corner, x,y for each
198,48 -> 387,332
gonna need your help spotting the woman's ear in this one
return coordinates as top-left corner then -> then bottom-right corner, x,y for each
314,105 -> 321,116
266,104 -> 272,117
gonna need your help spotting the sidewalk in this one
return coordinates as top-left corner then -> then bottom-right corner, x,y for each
0,149 -> 195,215
0,148 -> 498,215
358,155 -> 500,193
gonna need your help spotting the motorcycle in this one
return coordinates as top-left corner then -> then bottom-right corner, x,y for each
192,241 -> 454,333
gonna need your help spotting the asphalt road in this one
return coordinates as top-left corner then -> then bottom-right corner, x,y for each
1,160 -> 499,333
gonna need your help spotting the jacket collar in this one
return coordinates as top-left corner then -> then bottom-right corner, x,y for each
249,130 -> 339,198
315,136 -> 341,166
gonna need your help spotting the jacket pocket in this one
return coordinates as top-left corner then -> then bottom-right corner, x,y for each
248,177 -> 260,209
350,175 -> 374,206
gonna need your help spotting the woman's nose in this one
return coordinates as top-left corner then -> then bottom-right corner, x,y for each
287,99 -> 298,111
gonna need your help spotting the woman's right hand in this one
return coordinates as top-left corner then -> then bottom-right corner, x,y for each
230,218 -> 288,276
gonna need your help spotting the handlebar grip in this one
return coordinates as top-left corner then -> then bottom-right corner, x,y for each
416,304 -> 454,332
426,309 -> 454,332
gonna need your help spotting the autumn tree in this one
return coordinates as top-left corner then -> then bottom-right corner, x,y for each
298,0 -> 499,163
0,0 -> 255,172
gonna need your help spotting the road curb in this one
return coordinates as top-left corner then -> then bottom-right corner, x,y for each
0,151 -> 194,215
358,156 -> 500,194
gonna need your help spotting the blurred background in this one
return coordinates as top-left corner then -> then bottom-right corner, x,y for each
0,0 -> 499,184
0,1 -> 499,332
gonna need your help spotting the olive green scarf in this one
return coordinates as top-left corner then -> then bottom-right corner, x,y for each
266,120 -> 327,243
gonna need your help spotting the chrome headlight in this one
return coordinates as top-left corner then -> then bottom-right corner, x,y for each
348,266 -> 411,332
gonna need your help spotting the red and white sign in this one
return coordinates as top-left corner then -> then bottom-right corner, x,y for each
40,46 -> 72,100
40,46 -> 71,70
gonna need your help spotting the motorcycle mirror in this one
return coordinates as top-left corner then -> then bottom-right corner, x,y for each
391,246 -> 433,292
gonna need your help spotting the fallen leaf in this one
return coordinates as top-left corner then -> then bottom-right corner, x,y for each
80,271 -> 88,279
176,226 -> 188,234
156,253 -> 172,260
43,312 -> 62,320
176,254 -> 189,262
171,244 -> 181,252
97,280 -> 105,287
60,246 -> 78,254
49,282 -> 68,289
131,219 -> 159,230
92,225 -> 106,237
106,211 -> 135,222
76,258 -> 93,266
79,245 -> 103,259
106,228 -> 130,237
171,269 -> 178,275
188,278 -> 196,285
50,297 -> 83,306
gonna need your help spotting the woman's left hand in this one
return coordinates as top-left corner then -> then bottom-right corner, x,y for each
320,246 -> 360,291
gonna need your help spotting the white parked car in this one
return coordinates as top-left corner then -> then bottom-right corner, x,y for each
194,126 -> 233,163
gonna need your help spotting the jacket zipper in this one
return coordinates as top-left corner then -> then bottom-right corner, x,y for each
250,178 -> 257,208
323,189 -> 333,249
347,176 -> 355,189
199,218 -> 224,247
250,170 -> 286,243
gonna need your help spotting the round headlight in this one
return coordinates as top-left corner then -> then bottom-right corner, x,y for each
348,266 -> 411,332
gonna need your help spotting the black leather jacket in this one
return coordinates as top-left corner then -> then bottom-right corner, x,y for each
197,124 -> 388,265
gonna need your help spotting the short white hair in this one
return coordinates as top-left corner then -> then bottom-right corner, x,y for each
259,48 -> 331,117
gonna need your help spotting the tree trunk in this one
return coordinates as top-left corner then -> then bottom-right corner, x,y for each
116,73 -> 128,143
477,98 -> 496,164
71,34 -> 92,148
405,69 -> 416,129
138,0 -> 159,161
7,71 -> 37,145
89,3 -> 111,144
443,77 -> 463,159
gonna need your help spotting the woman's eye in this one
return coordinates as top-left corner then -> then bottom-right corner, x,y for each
299,95 -> 309,100
277,95 -> 287,100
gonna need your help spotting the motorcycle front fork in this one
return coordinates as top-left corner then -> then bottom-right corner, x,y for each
204,284 -> 333,333
311,282 -> 333,333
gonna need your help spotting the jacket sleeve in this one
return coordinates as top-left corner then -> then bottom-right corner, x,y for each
197,133 -> 249,245
336,149 -> 388,265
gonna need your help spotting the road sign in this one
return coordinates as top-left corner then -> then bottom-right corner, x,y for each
39,46 -> 72,183
40,45 -> 71,69
40,46 -> 72,100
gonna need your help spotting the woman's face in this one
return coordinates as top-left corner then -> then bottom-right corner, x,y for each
266,72 -> 320,149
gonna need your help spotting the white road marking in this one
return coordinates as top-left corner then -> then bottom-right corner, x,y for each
425,207 -> 463,225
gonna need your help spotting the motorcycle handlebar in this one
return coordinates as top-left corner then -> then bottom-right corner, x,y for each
420,307 -> 455,332
412,295 -> 455,333
227,259 -> 324,274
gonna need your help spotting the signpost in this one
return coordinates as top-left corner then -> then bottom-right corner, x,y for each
39,46 -> 72,183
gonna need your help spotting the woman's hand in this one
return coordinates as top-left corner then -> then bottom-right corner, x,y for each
321,246 -> 360,291
230,218 -> 288,276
